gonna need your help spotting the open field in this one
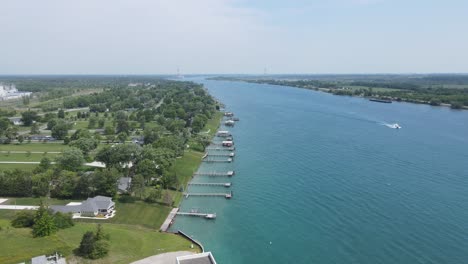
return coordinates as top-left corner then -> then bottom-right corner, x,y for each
0,143 -> 69,152
0,163 -> 38,171
0,153 -> 59,162
0,220 -> 197,264
77,201 -> 171,229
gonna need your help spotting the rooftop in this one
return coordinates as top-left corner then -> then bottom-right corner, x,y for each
177,252 -> 217,264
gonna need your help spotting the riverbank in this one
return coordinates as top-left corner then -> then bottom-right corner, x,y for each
209,76 -> 468,110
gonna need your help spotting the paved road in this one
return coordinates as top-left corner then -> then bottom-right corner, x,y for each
130,251 -> 194,264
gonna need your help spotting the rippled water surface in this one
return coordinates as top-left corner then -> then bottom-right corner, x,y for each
170,78 -> 468,264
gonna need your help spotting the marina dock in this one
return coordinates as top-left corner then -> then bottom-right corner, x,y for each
189,182 -> 232,187
176,212 -> 217,219
202,158 -> 232,163
205,147 -> 235,151
184,191 -> 233,199
206,152 -> 235,157
160,207 -> 179,232
194,171 -> 235,177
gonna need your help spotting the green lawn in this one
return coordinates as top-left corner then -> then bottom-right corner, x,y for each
1,197 -> 77,206
0,219 -> 197,264
204,111 -> 223,137
0,153 -> 59,162
0,163 -> 38,171
0,143 -> 69,152
77,201 -> 171,229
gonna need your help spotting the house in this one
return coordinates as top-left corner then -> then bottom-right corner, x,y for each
118,177 -> 132,193
8,117 -> 23,126
222,141 -> 233,147
50,196 -> 115,218
176,252 -> 217,264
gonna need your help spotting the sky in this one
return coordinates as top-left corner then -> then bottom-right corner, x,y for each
1,0 -> 467,74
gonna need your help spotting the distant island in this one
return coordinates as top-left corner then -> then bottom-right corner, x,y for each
209,74 -> 468,109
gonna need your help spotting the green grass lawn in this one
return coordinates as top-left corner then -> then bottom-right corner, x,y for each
204,111 -> 223,137
0,163 -> 38,171
1,197 -> 77,206
76,201 -> 171,229
0,219 -> 197,264
0,143 -> 69,152
0,153 -> 59,162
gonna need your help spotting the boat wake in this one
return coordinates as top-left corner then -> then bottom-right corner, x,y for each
382,123 -> 402,129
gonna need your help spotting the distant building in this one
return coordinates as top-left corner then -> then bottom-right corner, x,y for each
0,83 -> 32,101
176,252 -> 217,264
8,117 -> 23,126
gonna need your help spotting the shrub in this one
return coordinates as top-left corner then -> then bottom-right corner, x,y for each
11,211 -> 35,228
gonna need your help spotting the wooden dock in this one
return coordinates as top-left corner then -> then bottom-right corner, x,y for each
188,182 -> 231,187
206,152 -> 235,157
202,158 -> 232,163
194,171 -> 235,177
205,147 -> 235,151
160,207 -> 179,232
184,191 -> 232,199
176,212 -> 217,219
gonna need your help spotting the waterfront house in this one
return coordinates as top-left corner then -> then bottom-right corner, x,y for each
50,196 -> 115,218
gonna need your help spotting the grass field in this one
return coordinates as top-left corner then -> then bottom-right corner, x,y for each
0,153 -> 59,162
204,112 -> 223,137
0,219 -> 197,264
1,197 -> 77,206
0,143 -> 69,152
0,163 -> 38,171
77,201 -> 171,229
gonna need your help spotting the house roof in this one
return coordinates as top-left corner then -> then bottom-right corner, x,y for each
177,252 -> 217,264
118,177 -> 132,192
51,196 -> 114,214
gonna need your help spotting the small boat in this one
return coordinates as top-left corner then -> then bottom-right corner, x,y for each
394,124 -> 401,129
370,98 -> 392,103
205,213 -> 216,219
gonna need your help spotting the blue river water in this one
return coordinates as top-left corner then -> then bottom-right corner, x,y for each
170,78 -> 468,264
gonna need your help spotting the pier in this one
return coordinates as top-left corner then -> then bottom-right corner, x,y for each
160,207 -> 179,232
184,191 -> 232,199
194,171 -> 235,177
206,147 -> 235,151
176,212 -> 217,219
206,152 -> 235,157
202,158 -> 232,163
189,182 -> 232,187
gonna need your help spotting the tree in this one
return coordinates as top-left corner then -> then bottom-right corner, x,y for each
51,170 -> 77,198
11,211 -> 35,228
104,125 -> 115,135
51,121 -> 69,140
132,175 -> 146,199
117,132 -> 127,143
55,148 -> 84,171
57,109 -> 65,119
21,110 -> 39,126
53,212 -> 74,229
32,201 -> 57,237
69,138 -> 99,156
47,119 -> 58,130
77,224 -> 109,259
98,118 -> 105,128
162,190 -> 173,206
37,157 -> 52,172
30,123 -> 40,134
136,159 -> 157,181
17,135 -> 24,144
32,171 -> 51,196
145,186 -> 162,203
0,117 -> 11,137
88,116 -> 98,129
93,169 -> 119,197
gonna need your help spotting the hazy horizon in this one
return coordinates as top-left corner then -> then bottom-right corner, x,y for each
2,0 -> 468,75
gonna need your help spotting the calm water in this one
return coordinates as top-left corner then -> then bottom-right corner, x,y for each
171,78 -> 468,264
